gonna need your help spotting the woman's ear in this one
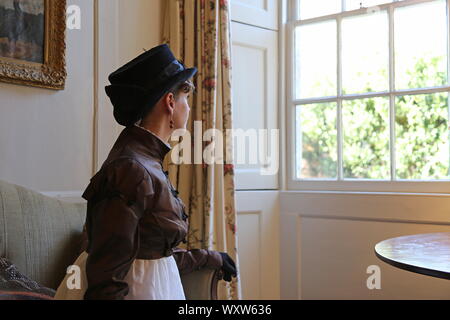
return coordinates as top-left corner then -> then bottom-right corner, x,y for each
164,92 -> 175,108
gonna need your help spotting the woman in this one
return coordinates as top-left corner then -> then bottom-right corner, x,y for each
54,44 -> 237,300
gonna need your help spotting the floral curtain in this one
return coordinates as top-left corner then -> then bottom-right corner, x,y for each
162,0 -> 241,300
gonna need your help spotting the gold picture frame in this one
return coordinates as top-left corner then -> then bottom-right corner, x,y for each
0,0 -> 67,90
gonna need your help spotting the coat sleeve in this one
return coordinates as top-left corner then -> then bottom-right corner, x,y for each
82,158 -> 154,300
172,247 -> 223,275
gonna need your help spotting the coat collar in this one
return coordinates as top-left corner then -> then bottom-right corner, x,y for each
123,124 -> 172,162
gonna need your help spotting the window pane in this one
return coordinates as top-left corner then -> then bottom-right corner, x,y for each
342,11 -> 389,94
395,0 -> 447,90
296,103 -> 338,179
295,21 -> 337,99
343,97 -> 390,179
396,93 -> 450,180
346,0 -> 393,11
299,0 -> 341,20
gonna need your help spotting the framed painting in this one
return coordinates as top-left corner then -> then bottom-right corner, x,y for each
0,0 -> 66,90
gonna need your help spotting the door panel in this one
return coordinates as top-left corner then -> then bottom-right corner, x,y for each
280,192 -> 450,299
236,191 -> 280,299
231,22 -> 279,190
230,0 -> 279,30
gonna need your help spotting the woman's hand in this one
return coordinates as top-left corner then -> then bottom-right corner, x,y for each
218,252 -> 238,282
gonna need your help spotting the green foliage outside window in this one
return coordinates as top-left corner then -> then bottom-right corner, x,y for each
299,56 -> 449,180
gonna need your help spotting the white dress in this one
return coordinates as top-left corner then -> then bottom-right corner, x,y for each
54,251 -> 186,300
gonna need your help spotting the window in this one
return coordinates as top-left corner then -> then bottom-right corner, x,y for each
287,0 -> 450,192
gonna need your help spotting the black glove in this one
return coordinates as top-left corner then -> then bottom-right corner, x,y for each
219,252 -> 238,282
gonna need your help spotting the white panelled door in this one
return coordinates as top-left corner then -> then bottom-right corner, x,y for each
230,0 -> 279,30
236,191 -> 280,299
230,1 -> 281,301
231,21 -> 279,190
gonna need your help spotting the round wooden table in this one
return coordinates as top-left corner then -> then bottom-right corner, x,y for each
375,232 -> 450,280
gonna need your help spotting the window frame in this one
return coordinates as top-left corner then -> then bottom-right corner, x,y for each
286,0 -> 450,193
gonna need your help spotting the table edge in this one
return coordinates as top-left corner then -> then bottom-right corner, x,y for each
374,248 -> 450,281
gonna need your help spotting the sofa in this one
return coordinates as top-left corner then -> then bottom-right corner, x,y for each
0,179 -> 220,300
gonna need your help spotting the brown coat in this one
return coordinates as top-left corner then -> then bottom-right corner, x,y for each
80,124 -> 222,300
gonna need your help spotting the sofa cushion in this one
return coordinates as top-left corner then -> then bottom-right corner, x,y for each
0,257 -> 56,298
0,179 -> 87,289
0,291 -> 54,300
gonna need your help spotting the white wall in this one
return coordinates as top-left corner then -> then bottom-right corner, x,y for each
0,0 -> 94,192
280,192 -> 450,299
118,0 -> 163,63
96,0 -> 163,172
0,0 -> 163,195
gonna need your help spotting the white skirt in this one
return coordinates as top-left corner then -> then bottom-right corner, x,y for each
54,251 -> 186,300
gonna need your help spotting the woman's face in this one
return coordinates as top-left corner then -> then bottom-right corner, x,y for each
172,91 -> 191,130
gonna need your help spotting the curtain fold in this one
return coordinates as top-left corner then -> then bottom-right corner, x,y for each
162,0 -> 241,300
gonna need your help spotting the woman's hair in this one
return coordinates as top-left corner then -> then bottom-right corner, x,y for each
136,79 -> 196,125
169,79 -> 196,100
